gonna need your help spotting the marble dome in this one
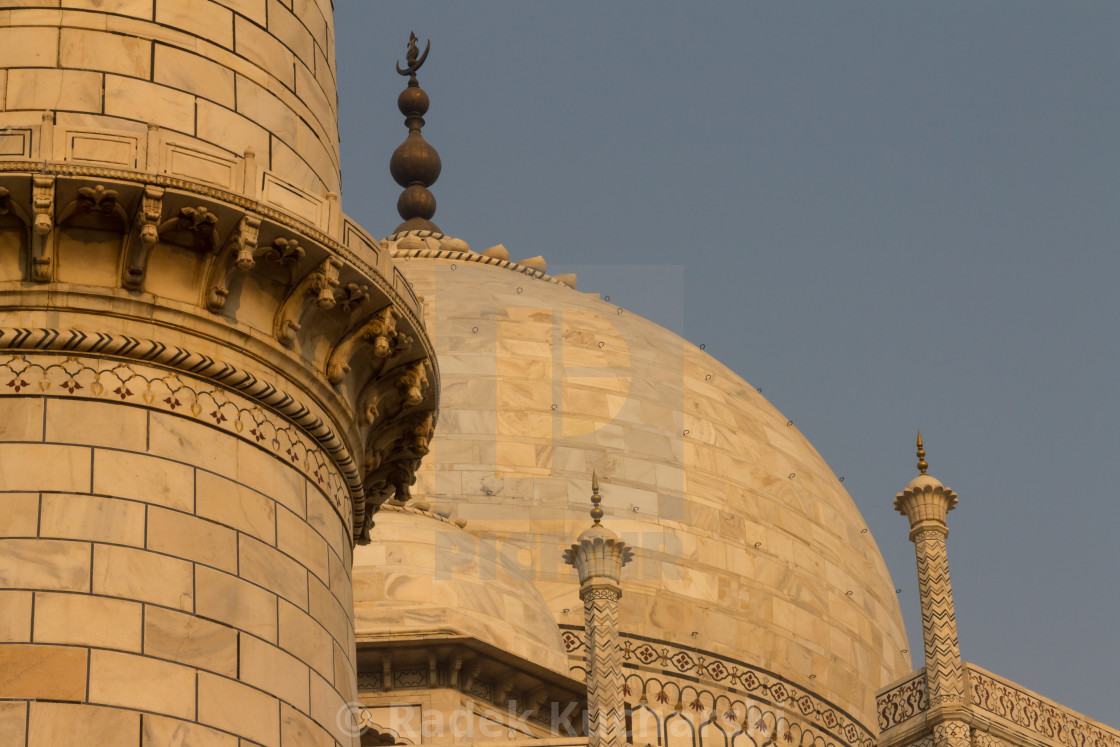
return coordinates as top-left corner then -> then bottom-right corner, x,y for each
377,238 -> 911,726
353,503 -> 570,674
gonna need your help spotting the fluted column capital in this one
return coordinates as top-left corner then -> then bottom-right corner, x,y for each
894,476 -> 958,541
564,530 -> 634,588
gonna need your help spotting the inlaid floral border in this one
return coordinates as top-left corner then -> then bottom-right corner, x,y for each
0,351 -> 351,522
967,668 -> 1120,747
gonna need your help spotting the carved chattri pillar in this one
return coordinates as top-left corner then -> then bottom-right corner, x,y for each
0,6 -> 437,746
564,474 -> 634,747
894,433 -> 969,747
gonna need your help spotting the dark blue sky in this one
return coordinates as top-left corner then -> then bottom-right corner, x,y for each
336,2 -> 1120,726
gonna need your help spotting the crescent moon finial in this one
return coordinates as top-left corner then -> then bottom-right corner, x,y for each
396,32 -> 431,78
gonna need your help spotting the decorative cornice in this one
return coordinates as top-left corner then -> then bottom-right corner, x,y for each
0,161 -> 426,331
391,244 -> 570,287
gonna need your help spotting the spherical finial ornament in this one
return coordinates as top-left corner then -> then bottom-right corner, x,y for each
590,471 -> 603,525
916,430 -> 928,475
390,32 -> 442,235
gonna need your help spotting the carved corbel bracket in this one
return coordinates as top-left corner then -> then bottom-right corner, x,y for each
204,214 -> 261,312
58,184 -> 130,228
326,305 -> 403,385
353,358 -> 430,429
396,359 -> 431,407
362,410 -> 434,512
30,176 -> 55,282
121,185 -> 164,290
273,257 -> 342,346
356,378 -> 392,427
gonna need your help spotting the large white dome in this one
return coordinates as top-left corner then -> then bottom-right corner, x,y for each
374,239 -> 910,726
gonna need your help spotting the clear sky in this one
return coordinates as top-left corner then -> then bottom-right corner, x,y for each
334,2 -> 1120,727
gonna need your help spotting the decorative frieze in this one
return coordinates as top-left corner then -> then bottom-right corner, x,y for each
562,628 -> 877,747
876,672 -> 929,732
0,349 -> 352,523
967,668 -> 1120,747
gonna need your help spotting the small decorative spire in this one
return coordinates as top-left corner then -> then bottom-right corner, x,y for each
590,471 -> 603,525
916,430 -> 928,475
390,32 -> 441,235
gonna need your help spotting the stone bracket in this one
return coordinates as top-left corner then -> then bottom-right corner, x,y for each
354,358 -> 431,429
396,358 -> 431,407
326,305 -> 408,385
30,175 -> 55,282
205,213 -> 261,313
274,256 -> 343,346
121,185 -> 164,290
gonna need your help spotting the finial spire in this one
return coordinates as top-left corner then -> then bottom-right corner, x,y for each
390,32 -> 441,236
590,471 -> 603,525
916,430 -> 928,475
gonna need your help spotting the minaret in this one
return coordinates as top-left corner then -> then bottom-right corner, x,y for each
0,8 -> 436,746
390,32 -> 442,236
564,473 -> 634,747
894,433 -> 970,747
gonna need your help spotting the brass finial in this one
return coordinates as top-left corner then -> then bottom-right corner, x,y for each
916,430 -> 928,475
396,32 -> 430,81
390,32 -> 441,235
590,471 -> 603,525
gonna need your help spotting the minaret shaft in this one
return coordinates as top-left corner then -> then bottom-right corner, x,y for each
582,585 -> 627,747
913,528 -> 965,704
894,434 -> 969,747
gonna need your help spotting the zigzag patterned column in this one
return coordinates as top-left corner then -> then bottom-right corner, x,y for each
895,435 -> 968,747
582,585 -> 626,747
564,474 -> 634,747
912,527 -> 964,704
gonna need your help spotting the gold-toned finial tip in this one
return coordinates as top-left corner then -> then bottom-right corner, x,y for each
916,430 -> 928,475
590,471 -> 603,524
